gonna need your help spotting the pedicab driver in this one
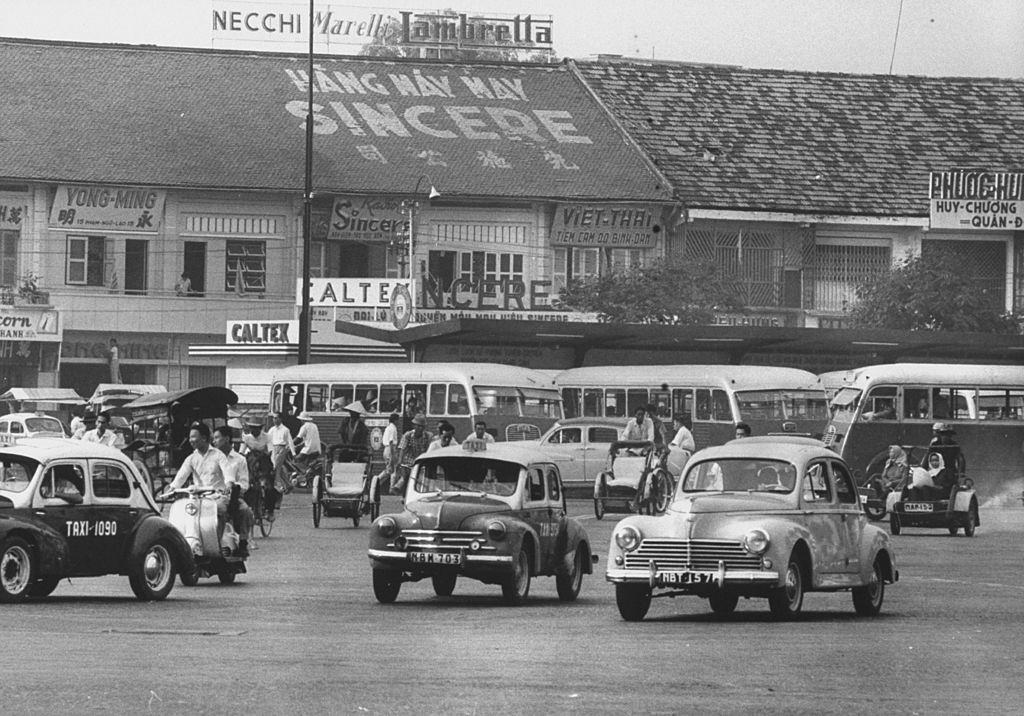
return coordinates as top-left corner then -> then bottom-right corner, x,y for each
161,422 -> 231,539
292,411 -> 322,484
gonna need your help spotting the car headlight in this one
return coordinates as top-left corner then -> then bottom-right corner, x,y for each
742,528 -> 770,555
377,516 -> 397,538
614,524 -> 642,552
487,520 -> 507,541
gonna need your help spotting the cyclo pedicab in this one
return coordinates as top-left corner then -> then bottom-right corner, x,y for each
593,440 -> 673,519
311,423 -> 384,528
886,442 -> 979,536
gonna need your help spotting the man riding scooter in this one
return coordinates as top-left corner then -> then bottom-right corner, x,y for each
212,425 -> 255,558
161,422 -> 231,541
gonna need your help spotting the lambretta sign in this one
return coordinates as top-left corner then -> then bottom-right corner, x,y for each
929,169 -> 1024,231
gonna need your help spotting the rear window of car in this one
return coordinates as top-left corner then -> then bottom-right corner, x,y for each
25,417 -> 65,435
0,457 -> 39,493
589,427 -> 619,443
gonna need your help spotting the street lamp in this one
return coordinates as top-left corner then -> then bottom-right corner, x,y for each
400,174 -> 441,283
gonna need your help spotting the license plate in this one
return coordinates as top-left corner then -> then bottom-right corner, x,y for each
408,551 -> 464,566
904,502 -> 933,513
654,571 -> 713,587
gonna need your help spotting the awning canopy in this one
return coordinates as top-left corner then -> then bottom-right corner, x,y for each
0,388 -> 85,405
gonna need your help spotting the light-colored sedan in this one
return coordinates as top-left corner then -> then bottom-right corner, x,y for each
606,436 -> 898,620
527,418 -> 622,486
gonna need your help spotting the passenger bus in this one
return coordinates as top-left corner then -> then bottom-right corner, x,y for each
270,363 -> 563,449
824,363 -> 1024,502
555,365 -> 828,449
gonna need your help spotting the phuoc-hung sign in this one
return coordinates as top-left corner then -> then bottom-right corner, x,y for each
929,169 -> 1024,231
551,204 -> 663,248
48,185 -> 166,232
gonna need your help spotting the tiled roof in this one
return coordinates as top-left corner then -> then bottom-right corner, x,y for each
574,59 -> 1024,217
0,39 -> 671,202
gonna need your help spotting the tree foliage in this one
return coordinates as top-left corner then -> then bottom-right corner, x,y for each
555,256 -> 741,324
848,250 -> 1019,333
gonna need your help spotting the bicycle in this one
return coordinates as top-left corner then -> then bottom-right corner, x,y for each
245,452 -> 280,538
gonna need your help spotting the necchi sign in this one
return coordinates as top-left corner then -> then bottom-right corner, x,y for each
551,204 -> 662,248
929,169 -> 1024,231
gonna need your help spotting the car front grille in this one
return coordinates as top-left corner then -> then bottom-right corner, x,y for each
397,529 -> 496,552
623,538 -> 762,571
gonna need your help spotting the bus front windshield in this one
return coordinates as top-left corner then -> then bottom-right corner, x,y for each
828,387 -> 863,422
734,390 -> 829,423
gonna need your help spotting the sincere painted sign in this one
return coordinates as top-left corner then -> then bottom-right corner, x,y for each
49,185 -> 166,232
551,204 -> 662,247
929,169 -> 1024,231
226,320 -> 298,345
327,196 -> 408,241
0,308 -> 61,342
300,278 -> 415,307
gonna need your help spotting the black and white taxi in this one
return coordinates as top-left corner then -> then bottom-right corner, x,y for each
0,412 -> 67,445
0,437 -> 193,601
368,439 -> 595,605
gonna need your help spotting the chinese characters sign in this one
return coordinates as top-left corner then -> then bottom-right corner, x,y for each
551,204 -> 663,247
49,185 -> 166,232
929,170 -> 1024,231
0,204 -> 25,226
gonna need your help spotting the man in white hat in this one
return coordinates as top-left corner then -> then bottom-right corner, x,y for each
291,410 -> 322,487
335,400 -> 370,463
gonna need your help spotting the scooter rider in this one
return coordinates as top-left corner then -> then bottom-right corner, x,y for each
212,425 -> 254,558
162,422 -> 231,541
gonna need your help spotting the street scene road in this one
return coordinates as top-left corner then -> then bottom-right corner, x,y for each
2,494 -> 1023,715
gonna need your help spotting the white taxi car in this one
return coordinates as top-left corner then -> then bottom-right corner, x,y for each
0,413 -> 67,446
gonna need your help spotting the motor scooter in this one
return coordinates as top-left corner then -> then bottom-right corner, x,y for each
161,486 -> 247,585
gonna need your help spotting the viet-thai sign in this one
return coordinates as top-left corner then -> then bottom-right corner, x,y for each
0,308 -> 61,342
929,169 -> 1024,231
226,320 -> 298,345
49,185 -> 166,232
300,278 -> 415,307
327,196 -> 408,242
551,204 -> 663,247
211,3 -> 552,55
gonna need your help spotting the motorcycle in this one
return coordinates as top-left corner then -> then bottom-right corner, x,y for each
160,486 -> 248,585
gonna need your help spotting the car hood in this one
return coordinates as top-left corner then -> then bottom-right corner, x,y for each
406,494 -> 511,530
670,492 -> 792,514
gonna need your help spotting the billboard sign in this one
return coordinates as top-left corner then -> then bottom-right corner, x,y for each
929,169 -> 1024,231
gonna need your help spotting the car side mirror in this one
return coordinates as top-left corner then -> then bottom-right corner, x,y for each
59,492 -> 84,505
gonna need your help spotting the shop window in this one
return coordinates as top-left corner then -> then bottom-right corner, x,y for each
458,251 -> 524,285
66,235 -> 106,286
225,240 -> 265,294
0,229 -> 17,287
813,244 -> 891,312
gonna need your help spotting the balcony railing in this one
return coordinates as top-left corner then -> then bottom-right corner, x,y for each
0,285 -> 51,306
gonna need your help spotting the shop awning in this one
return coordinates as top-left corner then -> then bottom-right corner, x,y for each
0,388 -> 85,405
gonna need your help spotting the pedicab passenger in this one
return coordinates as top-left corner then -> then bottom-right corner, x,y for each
621,407 -> 654,442
213,425 -> 254,558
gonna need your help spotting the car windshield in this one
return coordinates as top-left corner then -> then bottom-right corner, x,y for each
0,456 -> 40,493
681,458 -> 797,494
735,390 -> 829,422
25,417 -> 65,434
411,457 -> 523,497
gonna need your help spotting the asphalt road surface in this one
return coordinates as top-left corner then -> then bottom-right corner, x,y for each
3,495 -> 1024,715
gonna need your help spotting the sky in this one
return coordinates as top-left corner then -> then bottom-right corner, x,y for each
4,0 -> 1023,78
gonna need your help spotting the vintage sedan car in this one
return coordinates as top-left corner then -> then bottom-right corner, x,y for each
528,417 -> 622,487
0,412 -> 67,445
0,437 -> 194,602
606,436 -> 898,620
368,440 -> 595,605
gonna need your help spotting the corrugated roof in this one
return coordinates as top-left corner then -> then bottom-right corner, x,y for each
0,38 -> 671,202
573,59 -> 1024,216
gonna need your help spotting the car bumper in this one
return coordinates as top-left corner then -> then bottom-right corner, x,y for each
606,566 -> 780,588
368,548 -> 514,566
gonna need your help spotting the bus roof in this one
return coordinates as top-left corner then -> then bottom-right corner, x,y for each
554,365 -> 822,391
827,363 -> 1024,388
272,362 -> 559,389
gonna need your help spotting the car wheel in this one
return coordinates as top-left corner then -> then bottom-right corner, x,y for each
556,546 -> 584,602
28,576 -> 61,599
963,504 -> 978,537
373,569 -> 402,603
0,537 -> 37,603
863,497 -> 886,521
352,512 -> 361,528
852,556 -> 885,616
501,549 -> 532,606
947,523 -> 959,536
217,570 -> 236,585
312,501 -> 322,528
768,554 -> 805,619
432,572 -> 457,597
889,512 -> 901,536
615,583 -> 652,622
708,589 -> 739,616
129,541 -> 176,601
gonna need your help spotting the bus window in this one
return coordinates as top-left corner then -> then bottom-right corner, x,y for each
522,389 -> 561,418
861,386 -> 897,421
378,384 -> 402,414
933,388 -> 975,420
978,389 -> 1024,420
695,389 -> 711,420
405,384 -> 427,415
447,384 -> 469,415
428,384 -> 447,415
271,383 -> 283,413
561,388 -> 581,418
711,390 -> 731,421
474,386 -> 520,416
583,389 -> 602,417
356,384 -> 380,413
330,384 -> 354,412
672,389 -> 693,419
283,384 -> 304,416
626,389 -> 648,416
305,384 -> 328,412
605,389 -> 626,417
904,388 -> 929,419
650,390 -> 671,420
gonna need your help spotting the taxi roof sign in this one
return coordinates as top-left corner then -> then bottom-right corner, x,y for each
462,438 -> 489,453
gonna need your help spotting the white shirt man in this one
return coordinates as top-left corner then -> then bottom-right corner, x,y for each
82,416 -> 118,446
295,413 -> 321,456
621,411 -> 654,442
669,421 -> 695,453
213,426 -> 254,556
463,420 -> 496,444
240,426 -> 269,455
